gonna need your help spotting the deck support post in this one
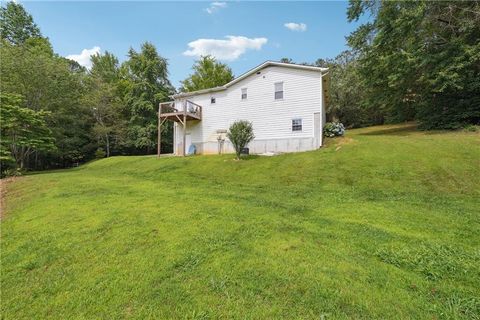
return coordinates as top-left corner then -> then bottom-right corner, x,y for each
157,103 -> 161,157
183,100 -> 187,156
157,100 -> 201,157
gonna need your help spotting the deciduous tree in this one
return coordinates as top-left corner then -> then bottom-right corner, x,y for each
122,42 -> 174,153
347,0 -> 480,129
0,1 -> 41,45
0,94 -> 55,170
181,56 -> 234,92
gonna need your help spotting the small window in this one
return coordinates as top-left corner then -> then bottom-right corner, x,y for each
274,82 -> 284,100
211,97 -> 216,104
241,88 -> 247,100
292,118 -> 302,132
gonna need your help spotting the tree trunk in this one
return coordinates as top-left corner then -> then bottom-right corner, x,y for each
105,134 -> 110,157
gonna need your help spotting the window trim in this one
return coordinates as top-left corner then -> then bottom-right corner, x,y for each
274,82 -> 284,100
292,118 -> 302,132
241,88 -> 247,100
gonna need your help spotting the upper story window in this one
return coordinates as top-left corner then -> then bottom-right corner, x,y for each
274,82 -> 284,100
211,97 -> 216,104
292,118 -> 302,132
241,88 -> 247,100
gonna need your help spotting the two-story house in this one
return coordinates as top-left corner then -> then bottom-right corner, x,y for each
158,61 -> 329,155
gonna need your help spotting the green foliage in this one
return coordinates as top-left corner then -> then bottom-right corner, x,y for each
347,1 -> 480,129
226,120 -> 255,160
2,124 -> 479,318
0,34 -> 93,169
319,51 -> 378,127
85,52 -> 127,157
283,53 -> 378,128
90,51 -> 119,83
280,57 -> 293,63
0,93 -> 55,170
180,55 -> 234,92
323,122 -> 345,137
0,3 -> 178,170
0,147 -> 16,177
464,125 -> 479,132
94,148 -> 106,159
0,1 -> 41,45
122,42 -> 174,153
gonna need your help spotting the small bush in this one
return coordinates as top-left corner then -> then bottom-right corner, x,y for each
227,120 -> 255,160
464,124 -> 479,132
2,168 -> 24,177
324,122 -> 345,137
95,148 -> 106,159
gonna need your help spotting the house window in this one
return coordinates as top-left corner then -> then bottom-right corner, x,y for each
241,88 -> 247,100
274,82 -> 284,100
292,118 -> 302,132
211,97 -> 216,104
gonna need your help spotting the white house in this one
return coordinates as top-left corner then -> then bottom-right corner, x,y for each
158,61 -> 329,156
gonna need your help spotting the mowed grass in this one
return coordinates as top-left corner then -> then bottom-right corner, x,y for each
2,123 -> 480,319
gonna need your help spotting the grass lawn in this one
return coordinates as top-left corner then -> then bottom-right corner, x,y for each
2,123 -> 479,319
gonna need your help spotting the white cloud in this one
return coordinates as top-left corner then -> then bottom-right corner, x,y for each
284,22 -> 307,32
183,36 -> 268,61
66,46 -> 101,69
205,2 -> 227,14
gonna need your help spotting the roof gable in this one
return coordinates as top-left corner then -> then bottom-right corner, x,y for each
172,61 -> 328,99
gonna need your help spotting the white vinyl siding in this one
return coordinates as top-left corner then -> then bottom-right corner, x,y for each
176,66 -> 322,148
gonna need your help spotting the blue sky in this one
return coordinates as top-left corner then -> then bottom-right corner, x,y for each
21,1 -> 364,88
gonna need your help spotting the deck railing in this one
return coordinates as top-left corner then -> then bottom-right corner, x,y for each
159,100 -> 202,119
158,100 -> 203,157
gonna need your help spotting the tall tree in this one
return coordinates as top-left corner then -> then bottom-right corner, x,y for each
347,1 -> 480,129
180,56 -> 234,92
85,52 -> 126,157
1,3 -> 93,169
319,51 -> 375,127
0,93 -> 55,170
122,42 -> 174,153
90,51 -> 120,83
0,1 -> 41,45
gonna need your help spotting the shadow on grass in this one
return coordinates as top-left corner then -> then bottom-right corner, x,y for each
238,155 -> 260,161
358,123 -> 418,136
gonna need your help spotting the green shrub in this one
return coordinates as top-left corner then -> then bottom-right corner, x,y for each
464,124 -> 479,132
94,148 -> 106,159
226,120 -> 255,160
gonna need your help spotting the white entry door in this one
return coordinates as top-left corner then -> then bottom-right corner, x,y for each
185,133 -> 192,155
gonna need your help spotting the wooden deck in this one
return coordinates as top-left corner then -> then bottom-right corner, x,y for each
158,100 -> 202,122
157,100 -> 203,157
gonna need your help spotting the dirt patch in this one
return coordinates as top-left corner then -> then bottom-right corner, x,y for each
325,136 -> 356,151
336,137 -> 355,146
0,177 -> 19,219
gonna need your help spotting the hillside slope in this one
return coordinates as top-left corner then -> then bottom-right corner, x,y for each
2,124 -> 480,319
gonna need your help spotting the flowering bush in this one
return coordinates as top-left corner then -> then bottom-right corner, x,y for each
324,122 -> 345,137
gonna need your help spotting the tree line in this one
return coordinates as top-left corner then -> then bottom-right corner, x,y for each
0,2 -> 233,175
1,1 -> 479,176
299,1 -> 479,129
